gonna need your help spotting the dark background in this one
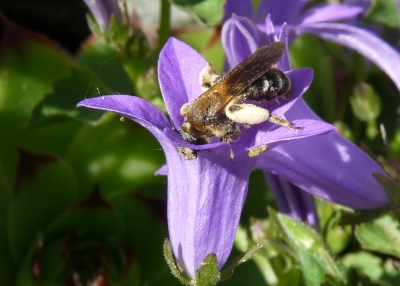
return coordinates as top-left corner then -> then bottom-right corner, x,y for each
0,0 -> 91,54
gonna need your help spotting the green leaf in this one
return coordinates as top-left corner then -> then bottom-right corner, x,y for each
9,150 -> 78,264
334,121 -> 355,142
45,187 -> 124,241
342,251 -> 383,282
108,13 -> 131,45
108,193 -> 168,282
355,214 -> 400,258
15,236 -> 44,286
0,216 -> 15,285
294,245 -> 326,286
345,267 -> 378,286
67,113 -> 165,197
76,38 -> 133,94
31,66 -> 110,124
270,209 -> 345,286
175,28 -> 224,72
233,224 -> 279,285
171,0 -> 225,25
342,253 -> 400,285
0,18 -> 71,216
0,141 -> 18,217
350,83 -> 381,122
220,244 -> 263,281
381,259 -> 400,285
195,253 -> 220,286
163,238 -> 191,284
17,116 -> 84,157
16,233 -> 140,285
290,35 -> 336,122
325,211 -> 352,255
87,13 -> 103,39
373,173 -> 400,204
390,128 -> 400,156
0,18 -> 71,127
339,207 -> 390,225
240,170 -> 271,227
367,0 -> 400,28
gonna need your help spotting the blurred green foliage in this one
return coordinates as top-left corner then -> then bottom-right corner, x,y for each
1,0 -> 400,285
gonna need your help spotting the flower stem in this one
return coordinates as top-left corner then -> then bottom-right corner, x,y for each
158,0 -> 171,52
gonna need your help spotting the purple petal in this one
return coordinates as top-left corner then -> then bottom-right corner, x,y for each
163,128 -> 227,151
257,15 -> 278,46
342,0 -> 372,25
158,38 -> 206,129
222,14 -> 291,72
257,99 -> 390,209
296,23 -> 400,91
265,173 -> 319,227
251,119 -> 334,150
77,94 -> 255,278
77,95 -> 171,136
257,0 -> 309,25
78,95 -> 219,150
344,0 -> 371,12
167,146 -> 256,278
296,5 -> 364,25
222,14 -> 259,67
83,0 -> 121,29
155,164 -> 168,175
276,23 -> 290,71
265,15 -> 277,41
222,0 -> 254,22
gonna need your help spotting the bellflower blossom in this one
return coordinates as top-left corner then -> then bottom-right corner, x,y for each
77,37 -> 333,278
224,0 -> 364,39
83,0 -> 122,29
256,0 -> 364,31
222,14 -> 321,224
222,13 -> 390,210
224,0 -> 400,91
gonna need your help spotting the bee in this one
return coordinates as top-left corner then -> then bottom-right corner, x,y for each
179,41 -> 301,145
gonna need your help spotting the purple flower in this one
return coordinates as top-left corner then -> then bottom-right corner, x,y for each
83,0 -> 121,29
296,23 -> 400,91
265,173 -> 319,227
77,37 -> 333,278
222,12 -> 390,210
224,0 -> 400,91
222,14 -> 259,69
257,0 -> 364,29
224,0 -> 364,32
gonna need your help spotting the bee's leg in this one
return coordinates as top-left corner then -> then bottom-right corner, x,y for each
225,103 -> 270,125
221,125 -> 240,143
177,147 -> 198,160
199,62 -> 221,92
248,144 -> 268,158
180,121 -> 210,144
269,114 -> 303,130
226,103 -> 303,130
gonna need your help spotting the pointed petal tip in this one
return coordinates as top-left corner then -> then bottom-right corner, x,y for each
296,22 -> 400,92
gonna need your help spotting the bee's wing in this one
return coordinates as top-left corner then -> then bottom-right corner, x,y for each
199,42 -> 285,109
223,41 -> 285,96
